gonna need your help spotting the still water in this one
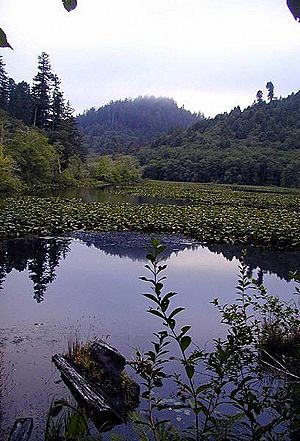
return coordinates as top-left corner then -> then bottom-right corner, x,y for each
0,232 -> 299,439
36,186 -> 189,205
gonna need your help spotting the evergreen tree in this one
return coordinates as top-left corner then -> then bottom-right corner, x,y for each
0,56 -> 9,111
266,81 -> 274,102
31,52 -> 54,129
256,90 -> 264,104
9,81 -> 32,125
50,74 -> 65,131
7,78 -> 16,114
50,101 -> 85,169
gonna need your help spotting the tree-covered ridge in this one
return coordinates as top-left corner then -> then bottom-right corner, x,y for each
76,96 -> 202,154
137,91 -> 300,187
0,52 -> 122,191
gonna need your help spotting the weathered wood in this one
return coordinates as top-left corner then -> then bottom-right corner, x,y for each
8,418 -> 33,441
52,354 -> 121,422
89,341 -> 126,379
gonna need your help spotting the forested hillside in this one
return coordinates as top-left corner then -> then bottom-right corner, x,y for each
76,96 -> 201,154
0,52 -> 88,190
137,90 -> 300,187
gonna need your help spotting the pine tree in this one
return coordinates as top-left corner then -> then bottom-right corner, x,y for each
10,81 -> 33,125
50,74 -> 65,131
49,101 -> 85,170
7,78 -> 16,114
266,81 -> 274,102
0,56 -> 9,111
31,52 -> 54,129
256,90 -> 263,104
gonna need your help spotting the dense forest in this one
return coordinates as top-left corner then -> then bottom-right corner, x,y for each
0,52 -> 89,190
0,53 -> 143,190
76,96 -> 202,154
1,52 -> 300,189
136,87 -> 300,187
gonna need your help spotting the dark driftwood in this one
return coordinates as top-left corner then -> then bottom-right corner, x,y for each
89,341 -> 126,379
52,354 -> 121,423
8,418 -> 33,441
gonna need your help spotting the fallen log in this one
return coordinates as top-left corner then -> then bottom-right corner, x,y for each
8,418 -> 33,441
52,354 -> 122,426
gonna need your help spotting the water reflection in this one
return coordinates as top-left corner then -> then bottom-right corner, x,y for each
0,238 -> 71,302
71,231 -> 198,261
0,234 -> 299,305
36,186 -> 188,206
0,232 -> 299,439
206,244 -> 300,282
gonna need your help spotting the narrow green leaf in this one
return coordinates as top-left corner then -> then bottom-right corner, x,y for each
49,403 -> 63,417
161,298 -> 169,312
180,325 -> 191,337
168,307 -> 185,320
185,364 -> 194,379
180,335 -> 191,351
146,253 -> 155,263
163,291 -> 177,302
196,384 -> 211,395
143,293 -> 160,305
148,309 -> 165,320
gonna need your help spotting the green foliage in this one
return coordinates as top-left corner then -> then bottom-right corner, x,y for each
138,91 -> 300,187
266,81 -> 275,102
50,101 -> 86,169
0,144 -> 20,192
8,80 -> 33,125
77,97 -> 201,155
134,240 -> 300,440
45,400 -> 90,441
6,128 -> 58,183
0,55 -> 9,110
32,52 -> 54,129
58,155 -> 87,186
0,179 -> 299,249
90,155 -> 142,184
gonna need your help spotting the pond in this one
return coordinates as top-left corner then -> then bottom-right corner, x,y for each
0,232 -> 299,440
35,186 -> 189,205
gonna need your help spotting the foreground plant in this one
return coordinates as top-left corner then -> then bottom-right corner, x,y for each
133,239 -> 300,440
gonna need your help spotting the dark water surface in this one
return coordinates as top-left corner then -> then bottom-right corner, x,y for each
0,232 -> 299,439
36,186 -> 189,205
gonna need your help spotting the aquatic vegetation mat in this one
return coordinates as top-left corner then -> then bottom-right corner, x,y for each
0,190 -> 299,249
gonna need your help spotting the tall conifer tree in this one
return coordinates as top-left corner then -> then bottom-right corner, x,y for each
50,74 -> 65,131
0,56 -> 9,111
32,52 -> 54,129
9,81 -> 32,125
266,81 -> 274,102
55,101 -> 85,168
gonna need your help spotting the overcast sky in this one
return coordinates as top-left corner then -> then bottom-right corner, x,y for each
0,0 -> 299,116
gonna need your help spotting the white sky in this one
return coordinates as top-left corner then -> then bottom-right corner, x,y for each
0,0 -> 299,116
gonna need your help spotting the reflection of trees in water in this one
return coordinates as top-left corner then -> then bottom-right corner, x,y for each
206,244 -> 300,282
0,234 -> 298,303
71,231 -> 198,262
73,232 -> 299,281
0,238 -> 71,302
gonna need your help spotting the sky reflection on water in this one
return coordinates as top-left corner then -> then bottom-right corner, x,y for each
0,233 -> 299,439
